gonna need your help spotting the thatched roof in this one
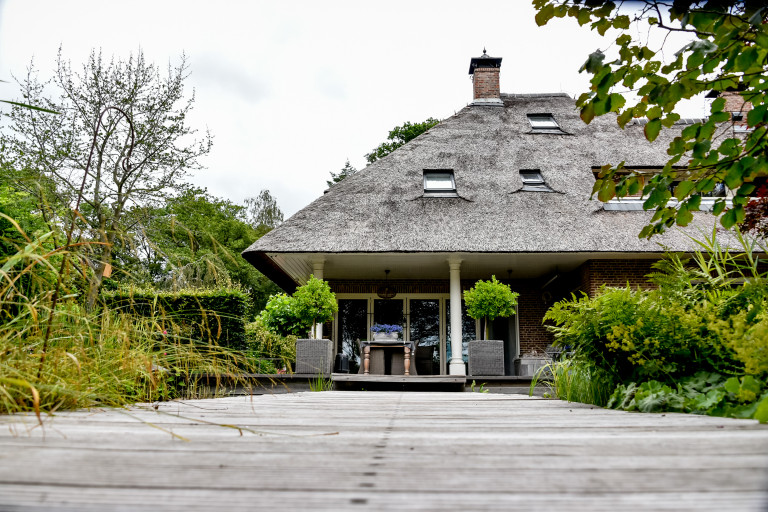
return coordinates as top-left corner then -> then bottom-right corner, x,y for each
244,93 -> 730,265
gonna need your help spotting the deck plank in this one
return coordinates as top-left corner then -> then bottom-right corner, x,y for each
0,391 -> 767,511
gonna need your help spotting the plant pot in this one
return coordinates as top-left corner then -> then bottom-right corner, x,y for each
468,340 -> 504,376
515,356 -> 551,377
295,339 -> 334,375
373,332 -> 400,342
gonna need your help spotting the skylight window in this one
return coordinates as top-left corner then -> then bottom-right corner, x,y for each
527,114 -> 561,132
423,170 -> 457,196
520,170 -> 554,192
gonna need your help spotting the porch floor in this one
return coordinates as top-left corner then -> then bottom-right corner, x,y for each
332,373 -> 466,391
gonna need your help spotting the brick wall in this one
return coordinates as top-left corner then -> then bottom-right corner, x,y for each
578,259 -> 658,297
721,90 -> 752,126
473,67 -> 500,100
511,280 -> 553,356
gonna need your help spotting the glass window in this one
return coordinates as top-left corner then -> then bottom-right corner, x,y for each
373,299 -> 404,332
527,114 -> 561,131
519,169 -> 554,192
423,170 -> 456,195
337,299 -> 368,373
409,299 -> 440,375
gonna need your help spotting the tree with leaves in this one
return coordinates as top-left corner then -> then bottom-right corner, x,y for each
292,275 -> 338,339
126,187 -> 282,315
533,1 -> 768,237
326,159 -> 358,187
365,118 -> 440,163
244,189 -> 284,236
0,49 -> 212,309
463,276 -> 518,341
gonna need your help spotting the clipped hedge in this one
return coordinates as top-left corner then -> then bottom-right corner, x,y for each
102,288 -> 249,350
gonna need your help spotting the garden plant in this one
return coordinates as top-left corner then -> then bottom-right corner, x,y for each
463,276 -> 519,340
540,230 -> 768,423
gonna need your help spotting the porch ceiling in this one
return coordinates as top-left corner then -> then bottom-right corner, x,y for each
266,251 -> 664,284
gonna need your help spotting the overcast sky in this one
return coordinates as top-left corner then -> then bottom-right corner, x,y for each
0,1 -> 705,217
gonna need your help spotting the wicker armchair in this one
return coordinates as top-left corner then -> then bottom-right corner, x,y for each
468,340 -> 504,376
295,339 -> 334,375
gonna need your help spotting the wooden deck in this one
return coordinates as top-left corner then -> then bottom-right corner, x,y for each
1,391 -> 767,511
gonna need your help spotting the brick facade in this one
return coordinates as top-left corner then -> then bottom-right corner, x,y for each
721,90 -> 752,126
512,281 -> 554,355
578,259 -> 658,297
473,67 -> 500,100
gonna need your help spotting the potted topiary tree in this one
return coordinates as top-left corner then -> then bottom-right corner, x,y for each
292,275 -> 339,375
463,275 -> 518,376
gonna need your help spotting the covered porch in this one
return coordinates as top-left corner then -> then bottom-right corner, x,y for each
256,251 -> 661,377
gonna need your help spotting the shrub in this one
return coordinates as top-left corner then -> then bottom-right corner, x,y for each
292,275 -> 338,337
245,317 -> 296,372
101,287 -> 250,350
258,293 -> 308,337
463,275 -> 518,339
542,230 -> 768,422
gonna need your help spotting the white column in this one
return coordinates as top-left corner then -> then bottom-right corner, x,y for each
312,260 -> 325,339
448,258 -> 466,376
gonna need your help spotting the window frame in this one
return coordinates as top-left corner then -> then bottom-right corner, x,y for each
519,169 -> 554,192
527,113 -> 562,133
423,169 -> 458,197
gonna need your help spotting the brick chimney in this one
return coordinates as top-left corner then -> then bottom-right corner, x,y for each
707,88 -> 753,129
469,49 -> 503,106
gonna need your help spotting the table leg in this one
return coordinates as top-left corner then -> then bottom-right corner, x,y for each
363,345 -> 370,375
404,346 -> 411,376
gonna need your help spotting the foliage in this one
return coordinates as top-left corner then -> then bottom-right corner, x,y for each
463,276 -> 519,339
365,118 -> 440,163
533,359 -> 616,406
258,293 -> 308,337
607,372 -> 768,423
0,223 -> 259,415
327,159 -> 359,187
134,187 -> 281,315
292,275 -> 338,337
543,230 -> 768,422
244,318 -> 296,373
309,373 -> 334,392
244,189 -> 284,235
741,184 -> 768,239
102,287 -> 250,350
370,323 -> 403,334
0,48 -> 212,308
533,1 -> 768,236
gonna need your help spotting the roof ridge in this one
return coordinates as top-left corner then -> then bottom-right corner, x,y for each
500,93 -> 571,99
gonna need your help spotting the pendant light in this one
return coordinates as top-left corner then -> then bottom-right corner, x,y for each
376,269 -> 397,299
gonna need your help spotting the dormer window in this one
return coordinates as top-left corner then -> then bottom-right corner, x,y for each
527,114 -> 562,132
520,170 -> 554,192
423,169 -> 457,196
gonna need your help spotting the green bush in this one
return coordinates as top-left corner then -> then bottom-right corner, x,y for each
245,318 -> 296,372
259,276 -> 338,338
259,292 -> 308,337
292,275 -> 338,336
607,372 -> 768,422
542,230 -> 768,422
102,287 -> 250,350
464,275 -> 518,339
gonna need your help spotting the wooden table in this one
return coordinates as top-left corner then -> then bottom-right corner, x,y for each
362,343 -> 411,375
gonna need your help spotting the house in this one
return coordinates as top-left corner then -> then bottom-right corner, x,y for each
242,51 -> 738,377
